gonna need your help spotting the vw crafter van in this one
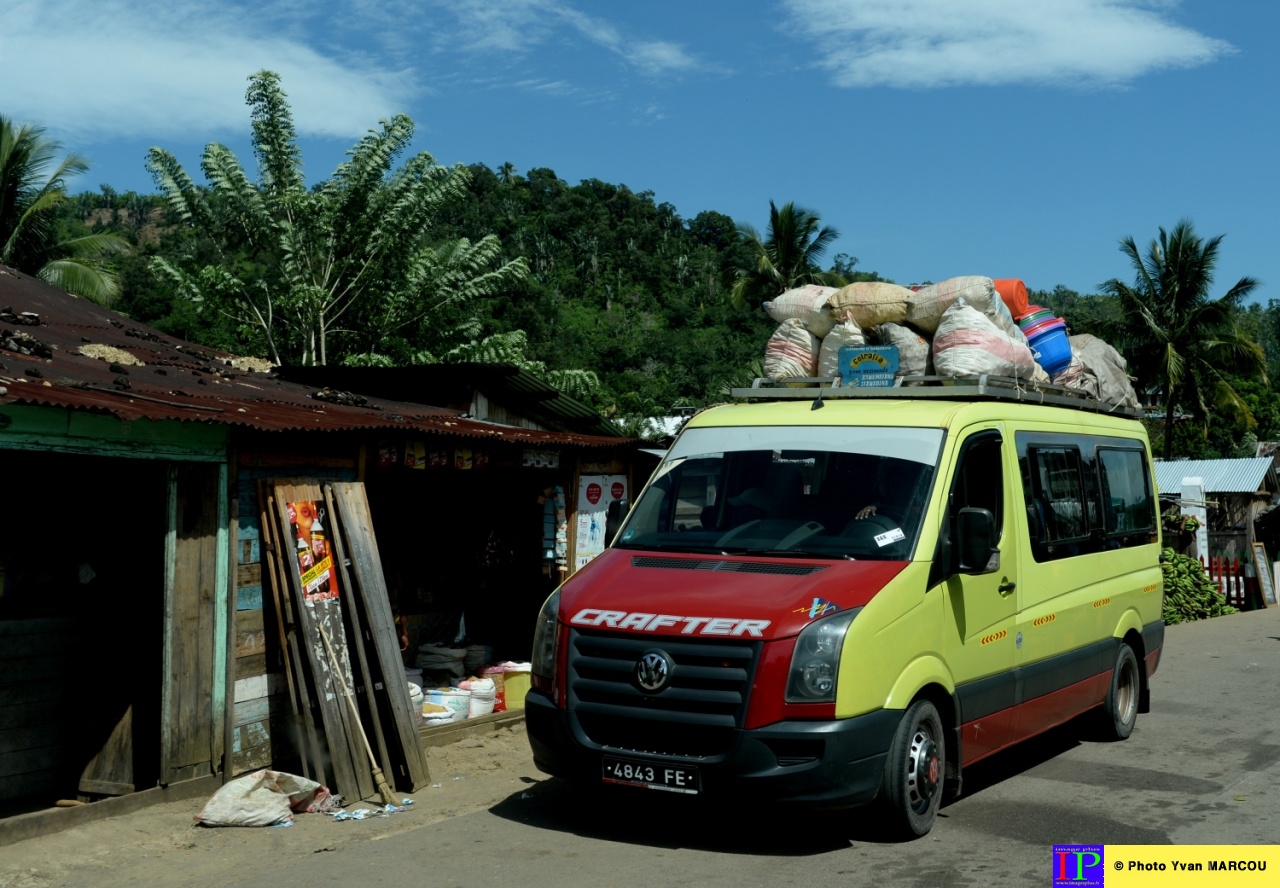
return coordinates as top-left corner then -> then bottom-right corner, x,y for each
525,378 -> 1164,837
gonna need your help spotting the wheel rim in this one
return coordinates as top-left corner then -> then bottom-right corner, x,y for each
1116,655 -> 1138,726
906,726 -> 941,814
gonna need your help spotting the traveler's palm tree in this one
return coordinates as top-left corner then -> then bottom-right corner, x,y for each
730,201 -> 844,310
1099,220 -> 1265,458
0,115 -> 127,303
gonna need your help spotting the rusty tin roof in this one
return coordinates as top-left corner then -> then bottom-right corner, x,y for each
0,265 -> 630,448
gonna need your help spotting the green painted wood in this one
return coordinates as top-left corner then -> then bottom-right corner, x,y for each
0,405 -> 227,461
236,585 -> 263,611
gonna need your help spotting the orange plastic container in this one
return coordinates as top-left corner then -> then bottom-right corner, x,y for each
993,279 -> 1029,320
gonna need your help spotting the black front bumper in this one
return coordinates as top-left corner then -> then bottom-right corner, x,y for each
525,691 -> 902,808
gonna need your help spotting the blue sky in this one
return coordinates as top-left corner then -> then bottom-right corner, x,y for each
2,0 -> 1275,300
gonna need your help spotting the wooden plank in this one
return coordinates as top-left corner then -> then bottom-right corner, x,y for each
0,771 -> 62,802
0,701 -> 69,737
0,745 -> 66,779
233,695 -> 272,726
78,705 -> 134,796
231,740 -> 273,773
0,653 -> 77,684
237,563 -> 262,588
236,585 -> 264,611
329,482 -> 432,791
0,680 -> 65,708
324,485 -> 395,791
259,481 -> 320,782
234,610 -> 266,657
234,653 -> 267,680
233,672 -> 286,703
0,727 -> 71,773
238,538 -> 261,565
270,479 -> 372,802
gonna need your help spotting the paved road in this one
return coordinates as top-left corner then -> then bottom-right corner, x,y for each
10,605 -> 1278,888
217,604 -> 1278,888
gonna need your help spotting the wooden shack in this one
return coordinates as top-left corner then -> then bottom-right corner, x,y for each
0,265 -> 635,823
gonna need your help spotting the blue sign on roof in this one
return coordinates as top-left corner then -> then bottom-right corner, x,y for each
838,345 -> 899,388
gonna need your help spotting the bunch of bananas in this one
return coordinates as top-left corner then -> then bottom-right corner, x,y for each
1160,547 -> 1237,625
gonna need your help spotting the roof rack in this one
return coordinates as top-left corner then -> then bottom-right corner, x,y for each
729,374 -> 1144,419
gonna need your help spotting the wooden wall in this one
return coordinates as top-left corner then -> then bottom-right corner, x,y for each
0,619 -> 77,804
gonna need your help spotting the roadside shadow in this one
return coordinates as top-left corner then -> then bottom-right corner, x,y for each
944,712 -> 1104,802
488,780 -> 869,854
490,713 -> 1113,851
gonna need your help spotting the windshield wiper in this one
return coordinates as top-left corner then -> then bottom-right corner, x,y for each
729,548 -> 855,560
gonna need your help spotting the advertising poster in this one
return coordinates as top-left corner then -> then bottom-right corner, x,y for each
575,475 -> 627,570
286,500 -> 340,603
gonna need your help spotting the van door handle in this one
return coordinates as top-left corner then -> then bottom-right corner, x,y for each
998,580 -> 1016,595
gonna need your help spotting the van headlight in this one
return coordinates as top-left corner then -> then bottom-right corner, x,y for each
531,590 -> 561,682
785,608 -> 861,703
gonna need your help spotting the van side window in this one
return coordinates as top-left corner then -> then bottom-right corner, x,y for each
1098,447 -> 1156,543
951,433 -> 1003,531
1026,446 -> 1089,559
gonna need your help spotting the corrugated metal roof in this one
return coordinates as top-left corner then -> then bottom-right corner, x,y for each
0,265 -> 631,448
1154,458 -> 1278,495
278,363 -> 623,437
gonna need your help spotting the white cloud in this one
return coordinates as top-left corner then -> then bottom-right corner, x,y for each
782,0 -> 1235,88
0,1 -> 414,141
433,0 -> 700,76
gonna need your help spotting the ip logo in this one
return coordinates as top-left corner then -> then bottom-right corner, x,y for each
1053,845 -> 1104,887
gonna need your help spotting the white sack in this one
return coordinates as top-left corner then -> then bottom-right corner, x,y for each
875,322 -> 932,378
764,285 -> 839,337
932,299 -> 1038,380
907,276 -> 1027,345
195,770 -> 333,827
817,317 -> 867,379
764,318 -> 820,380
1065,334 -> 1140,408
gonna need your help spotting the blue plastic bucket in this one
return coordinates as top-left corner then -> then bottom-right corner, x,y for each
1028,324 -> 1072,376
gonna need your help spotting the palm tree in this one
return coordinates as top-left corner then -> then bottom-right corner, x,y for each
729,201 -> 844,309
0,115 -> 127,303
1099,220 -> 1265,459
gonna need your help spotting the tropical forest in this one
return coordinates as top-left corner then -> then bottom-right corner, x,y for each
3,71 -> 1279,453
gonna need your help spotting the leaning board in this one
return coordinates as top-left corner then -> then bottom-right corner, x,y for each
270,480 -> 375,802
328,482 -> 431,791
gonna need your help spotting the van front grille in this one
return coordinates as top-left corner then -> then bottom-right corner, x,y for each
567,629 -> 760,759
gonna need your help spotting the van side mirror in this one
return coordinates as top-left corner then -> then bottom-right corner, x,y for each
956,507 -> 1000,574
605,498 -> 630,545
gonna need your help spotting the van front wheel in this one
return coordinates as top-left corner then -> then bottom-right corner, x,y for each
880,699 -> 945,838
1101,643 -> 1140,740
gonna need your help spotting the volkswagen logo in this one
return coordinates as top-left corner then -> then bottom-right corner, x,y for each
635,649 -> 672,692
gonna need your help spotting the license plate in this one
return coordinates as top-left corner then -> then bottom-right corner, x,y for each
601,756 -> 699,794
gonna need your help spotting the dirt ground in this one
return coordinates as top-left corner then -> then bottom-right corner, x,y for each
0,723 -> 541,888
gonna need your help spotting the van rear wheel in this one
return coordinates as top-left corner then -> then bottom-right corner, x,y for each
1101,643 -> 1140,740
880,699 -> 945,838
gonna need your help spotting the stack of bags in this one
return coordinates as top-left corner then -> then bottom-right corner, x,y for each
761,277 -> 1138,408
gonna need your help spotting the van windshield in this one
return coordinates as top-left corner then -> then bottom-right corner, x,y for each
614,425 -> 945,560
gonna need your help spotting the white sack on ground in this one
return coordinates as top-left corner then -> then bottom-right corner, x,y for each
195,770 -> 335,827
817,317 -> 866,378
875,322 -> 932,378
932,299 -> 1038,380
907,276 -> 1027,345
829,282 -> 914,329
764,318 -> 820,380
764,285 -> 839,337
1065,334 -> 1140,408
